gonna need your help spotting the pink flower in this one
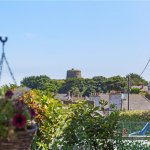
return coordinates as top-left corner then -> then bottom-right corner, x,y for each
12,114 -> 26,129
5,90 -> 13,99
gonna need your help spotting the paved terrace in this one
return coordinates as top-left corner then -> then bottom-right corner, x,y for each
100,94 -> 150,110
124,94 -> 150,110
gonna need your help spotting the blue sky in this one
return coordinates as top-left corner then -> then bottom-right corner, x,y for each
0,1 -> 150,85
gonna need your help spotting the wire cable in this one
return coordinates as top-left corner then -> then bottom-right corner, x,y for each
140,58 -> 150,76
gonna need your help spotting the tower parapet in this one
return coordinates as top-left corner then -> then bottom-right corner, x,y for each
66,68 -> 81,79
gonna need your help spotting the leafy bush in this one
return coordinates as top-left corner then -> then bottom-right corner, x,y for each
23,91 -> 121,150
119,110 -> 150,122
130,88 -> 140,94
21,90 -> 150,149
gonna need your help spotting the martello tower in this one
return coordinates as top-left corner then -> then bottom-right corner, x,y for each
66,68 -> 81,79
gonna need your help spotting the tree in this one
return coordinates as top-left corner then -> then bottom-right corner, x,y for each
59,78 -> 87,95
21,73 -> 148,97
69,87 -> 81,97
83,87 -> 96,97
106,76 -> 126,92
127,73 -> 148,86
21,75 -> 62,94
92,76 -> 107,93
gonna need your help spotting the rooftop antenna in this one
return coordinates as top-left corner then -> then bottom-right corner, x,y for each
0,36 -> 17,85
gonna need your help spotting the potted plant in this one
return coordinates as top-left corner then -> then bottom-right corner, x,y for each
0,87 -> 37,150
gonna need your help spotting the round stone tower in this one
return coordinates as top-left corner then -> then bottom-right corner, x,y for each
66,68 -> 81,79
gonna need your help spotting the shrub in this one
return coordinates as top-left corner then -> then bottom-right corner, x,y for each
119,110 -> 150,122
24,91 -> 150,149
130,88 -> 140,94
118,110 -> 150,135
23,91 -> 121,150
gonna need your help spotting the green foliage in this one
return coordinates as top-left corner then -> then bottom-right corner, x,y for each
60,74 -> 147,96
25,92 -> 121,150
119,110 -> 150,122
127,73 -> 148,86
23,91 -> 150,150
83,86 -> 96,97
59,75 -> 127,96
21,75 -> 63,94
59,78 -> 87,96
106,76 -> 126,92
21,73 -> 148,97
130,88 -> 140,94
0,84 -> 17,95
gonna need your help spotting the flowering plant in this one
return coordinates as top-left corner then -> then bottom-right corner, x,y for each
0,87 -> 36,139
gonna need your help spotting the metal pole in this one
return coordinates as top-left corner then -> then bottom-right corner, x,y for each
0,37 -> 7,84
121,98 -> 122,110
127,75 -> 130,110
0,36 -> 17,85
2,42 -> 4,53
